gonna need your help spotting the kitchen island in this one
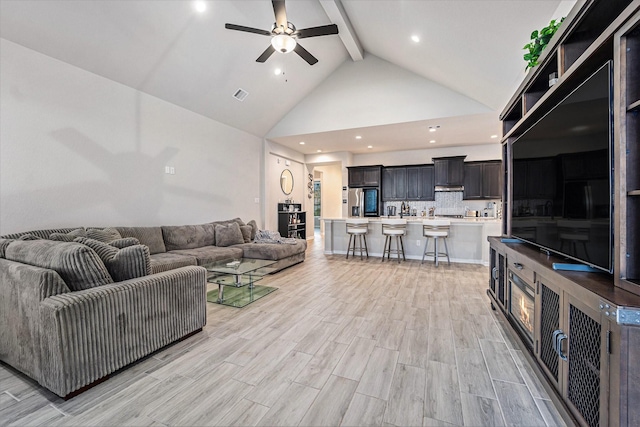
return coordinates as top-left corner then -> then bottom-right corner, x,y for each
323,217 -> 501,265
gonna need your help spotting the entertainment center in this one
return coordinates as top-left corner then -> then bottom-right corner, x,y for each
491,1 -> 640,426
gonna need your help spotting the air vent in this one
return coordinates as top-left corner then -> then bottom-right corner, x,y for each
233,88 -> 248,102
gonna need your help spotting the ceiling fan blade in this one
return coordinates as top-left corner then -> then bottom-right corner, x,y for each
295,24 -> 339,39
256,45 -> 276,63
225,23 -> 271,36
272,0 -> 288,29
294,43 -> 318,65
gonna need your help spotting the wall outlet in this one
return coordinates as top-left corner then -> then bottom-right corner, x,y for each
254,198 -> 260,204
416,240 -> 421,246
164,166 -> 175,175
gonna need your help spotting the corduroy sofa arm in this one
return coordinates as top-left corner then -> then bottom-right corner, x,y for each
38,265 -> 207,397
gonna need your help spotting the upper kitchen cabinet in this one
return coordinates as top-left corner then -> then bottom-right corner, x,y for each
406,165 -> 435,201
463,161 -> 502,200
382,167 -> 407,201
348,166 -> 382,188
433,156 -> 465,186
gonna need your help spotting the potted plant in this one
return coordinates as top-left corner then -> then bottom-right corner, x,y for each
523,18 -> 565,70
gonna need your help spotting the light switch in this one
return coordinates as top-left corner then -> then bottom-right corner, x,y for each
254,198 -> 260,203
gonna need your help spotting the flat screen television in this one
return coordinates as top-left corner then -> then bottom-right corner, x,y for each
511,61 -> 613,273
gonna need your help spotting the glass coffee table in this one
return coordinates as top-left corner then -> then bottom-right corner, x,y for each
203,258 -> 278,308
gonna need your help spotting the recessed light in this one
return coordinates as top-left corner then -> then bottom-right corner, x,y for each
299,141 -> 305,145
490,134 -> 498,139
317,149 -> 322,153
194,1 -> 206,12
274,68 -> 282,75
367,145 -> 373,149
355,135 -> 362,139
428,126 -> 440,132
411,35 -> 420,43
429,140 -> 436,144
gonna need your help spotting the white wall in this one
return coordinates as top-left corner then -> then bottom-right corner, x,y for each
353,143 -> 502,166
312,163 -> 343,222
0,39 -> 263,234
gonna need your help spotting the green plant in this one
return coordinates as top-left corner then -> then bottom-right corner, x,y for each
523,17 -> 565,70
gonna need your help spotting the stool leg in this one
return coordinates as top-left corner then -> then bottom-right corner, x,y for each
434,237 -> 439,267
346,234 -> 352,259
363,234 -> 369,258
382,235 -> 389,262
422,237 -> 429,264
400,236 -> 406,261
443,237 -> 451,265
353,234 -> 358,259
358,235 -> 363,260
395,236 -> 401,263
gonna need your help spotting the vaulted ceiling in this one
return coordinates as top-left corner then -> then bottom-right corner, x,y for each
0,0 -> 576,154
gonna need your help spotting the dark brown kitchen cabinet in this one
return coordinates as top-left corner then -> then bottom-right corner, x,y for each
512,158 -> 555,200
463,161 -> 502,199
433,156 -> 465,186
406,165 -> 435,201
348,166 -> 381,188
382,167 -> 407,201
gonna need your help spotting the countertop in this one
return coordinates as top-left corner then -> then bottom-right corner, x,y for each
323,216 -> 501,224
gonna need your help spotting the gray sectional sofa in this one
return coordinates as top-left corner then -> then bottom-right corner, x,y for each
0,218 -> 306,398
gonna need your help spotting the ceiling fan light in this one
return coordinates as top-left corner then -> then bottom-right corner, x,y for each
271,34 -> 297,53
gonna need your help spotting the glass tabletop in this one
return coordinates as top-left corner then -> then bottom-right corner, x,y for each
202,258 -> 277,275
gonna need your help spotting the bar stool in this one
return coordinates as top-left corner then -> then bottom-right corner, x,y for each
346,219 -> 369,260
422,219 -> 451,267
381,219 -> 407,263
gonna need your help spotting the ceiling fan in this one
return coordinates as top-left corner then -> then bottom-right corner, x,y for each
225,0 -> 339,65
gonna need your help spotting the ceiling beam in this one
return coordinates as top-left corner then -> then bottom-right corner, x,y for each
319,0 -> 364,61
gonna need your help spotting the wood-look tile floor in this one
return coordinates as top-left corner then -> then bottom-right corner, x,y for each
0,237 -> 569,426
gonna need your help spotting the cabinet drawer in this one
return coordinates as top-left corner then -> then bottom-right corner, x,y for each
507,255 -> 535,284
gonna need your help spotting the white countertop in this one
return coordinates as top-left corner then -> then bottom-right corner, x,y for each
323,216 -> 501,224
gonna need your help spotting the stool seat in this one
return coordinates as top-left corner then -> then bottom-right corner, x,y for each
422,219 -> 451,267
346,219 -> 369,259
381,219 -> 407,263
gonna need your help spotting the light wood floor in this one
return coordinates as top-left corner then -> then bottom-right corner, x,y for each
0,236 -> 569,426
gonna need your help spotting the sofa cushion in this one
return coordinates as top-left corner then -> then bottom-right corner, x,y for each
239,225 -> 253,243
162,224 -> 215,251
109,237 -> 141,249
0,228 -> 81,240
247,220 -> 259,241
115,227 -> 166,255
4,240 -> 113,291
86,227 -> 122,243
149,252 -> 198,274
49,228 -> 87,242
169,246 -> 243,266
0,238 -> 14,258
211,217 -> 245,228
235,240 -> 307,261
19,234 -> 41,241
75,237 -> 151,282
215,223 -> 244,247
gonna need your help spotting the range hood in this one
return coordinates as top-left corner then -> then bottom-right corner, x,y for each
435,185 -> 464,192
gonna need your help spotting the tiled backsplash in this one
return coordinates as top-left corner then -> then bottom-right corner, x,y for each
383,191 -> 501,217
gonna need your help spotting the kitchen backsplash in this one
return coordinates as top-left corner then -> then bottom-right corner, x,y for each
383,191 -> 501,217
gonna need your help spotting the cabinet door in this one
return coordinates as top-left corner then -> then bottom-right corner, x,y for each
434,160 -> 449,186
406,167 -> 421,200
483,162 -> 502,198
393,168 -> 407,200
535,275 -> 563,391
447,157 -> 465,186
562,294 -> 609,427
382,168 -> 395,201
362,167 -> 381,186
348,168 -> 364,187
463,163 -> 483,199
422,165 -> 435,200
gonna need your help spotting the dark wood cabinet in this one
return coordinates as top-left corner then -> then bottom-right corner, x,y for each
382,167 -> 407,201
464,161 -> 502,199
277,203 -> 306,239
348,166 -> 381,188
406,165 -> 435,201
512,158 -> 555,200
433,156 -> 465,186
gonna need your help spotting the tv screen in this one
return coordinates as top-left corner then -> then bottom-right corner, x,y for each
511,61 -> 613,273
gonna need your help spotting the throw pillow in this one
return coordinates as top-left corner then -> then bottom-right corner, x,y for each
109,237 -> 141,249
75,237 -> 151,282
115,227 -> 166,254
239,225 -> 252,243
214,222 -> 244,247
247,220 -> 258,241
86,227 -> 122,243
0,238 -> 14,258
4,240 -> 113,291
49,228 -> 87,242
161,224 -> 215,251
19,234 -> 40,241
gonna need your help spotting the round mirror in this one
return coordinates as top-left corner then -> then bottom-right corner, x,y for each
280,169 -> 294,195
